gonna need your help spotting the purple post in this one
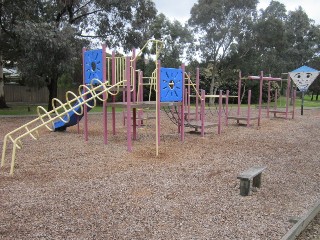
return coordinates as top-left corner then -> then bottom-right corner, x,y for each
82,47 -> 88,141
102,44 -> 108,144
126,57 -> 132,152
258,71 -> 263,126
247,90 -> 252,127
201,90 -> 205,137
218,90 -> 222,134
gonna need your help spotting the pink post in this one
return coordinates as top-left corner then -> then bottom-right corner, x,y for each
126,57 -> 132,152
188,72 -> 191,122
267,81 -> 271,118
218,90 -> 222,134
132,48 -> 136,103
82,47 -> 88,141
112,51 -> 116,135
292,89 -> 296,119
102,44 -> 108,144
157,61 -> 161,146
225,90 -> 229,126
77,116 -> 80,134
247,90 -> 252,127
138,71 -> 143,127
185,88 -> 188,122
201,90 -> 205,137
181,64 -> 185,142
274,90 -> 278,117
237,71 -> 242,117
285,74 -> 291,119
196,68 -> 200,121
258,71 -> 263,126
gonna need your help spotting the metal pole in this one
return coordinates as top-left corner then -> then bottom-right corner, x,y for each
301,91 -> 304,115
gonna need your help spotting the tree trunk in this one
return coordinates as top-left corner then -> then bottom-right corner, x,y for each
316,93 -> 319,101
311,92 -> 314,101
0,53 -> 9,108
209,78 -> 215,105
47,77 -> 58,111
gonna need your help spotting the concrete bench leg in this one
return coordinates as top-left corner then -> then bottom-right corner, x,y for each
252,173 -> 262,188
240,179 -> 250,196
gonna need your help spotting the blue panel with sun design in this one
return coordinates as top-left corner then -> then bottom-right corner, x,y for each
160,68 -> 183,102
84,49 -> 103,85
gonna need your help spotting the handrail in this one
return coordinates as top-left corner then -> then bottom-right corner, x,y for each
1,79 -> 125,175
131,39 -> 164,63
184,72 -> 204,101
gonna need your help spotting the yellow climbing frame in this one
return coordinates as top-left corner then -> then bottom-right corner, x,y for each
1,79 -> 125,175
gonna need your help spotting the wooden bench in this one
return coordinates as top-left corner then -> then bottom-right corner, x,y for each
237,166 -> 267,196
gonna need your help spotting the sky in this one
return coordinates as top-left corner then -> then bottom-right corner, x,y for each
153,0 -> 320,25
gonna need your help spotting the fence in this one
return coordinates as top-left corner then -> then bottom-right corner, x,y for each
4,84 -> 78,104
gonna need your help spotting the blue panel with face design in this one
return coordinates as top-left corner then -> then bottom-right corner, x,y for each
84,49 -> 103,85
160,68 -> 183,102
289,65 -> 319,92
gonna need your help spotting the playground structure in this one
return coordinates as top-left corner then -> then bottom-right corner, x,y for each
1,39 -> 300,175
226,71 -> 297,127
1,39 -> 187,175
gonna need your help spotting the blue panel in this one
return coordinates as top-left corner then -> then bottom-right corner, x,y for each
291,65 -> 319,72
160,68 -> 183,102
84,49 -> 103,85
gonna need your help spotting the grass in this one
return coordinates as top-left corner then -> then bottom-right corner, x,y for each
0,103 -> 123,116
1,94 -> 320,116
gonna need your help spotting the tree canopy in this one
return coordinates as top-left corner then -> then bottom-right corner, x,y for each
0,0 -> 320,109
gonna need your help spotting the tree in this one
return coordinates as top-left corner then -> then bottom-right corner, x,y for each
188,0 -> 258,100
285,7 -> 320,69
150,14 -> 192,68
0,0 -> 158,110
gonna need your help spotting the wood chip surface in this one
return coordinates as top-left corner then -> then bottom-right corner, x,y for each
0,108 -> 319,239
